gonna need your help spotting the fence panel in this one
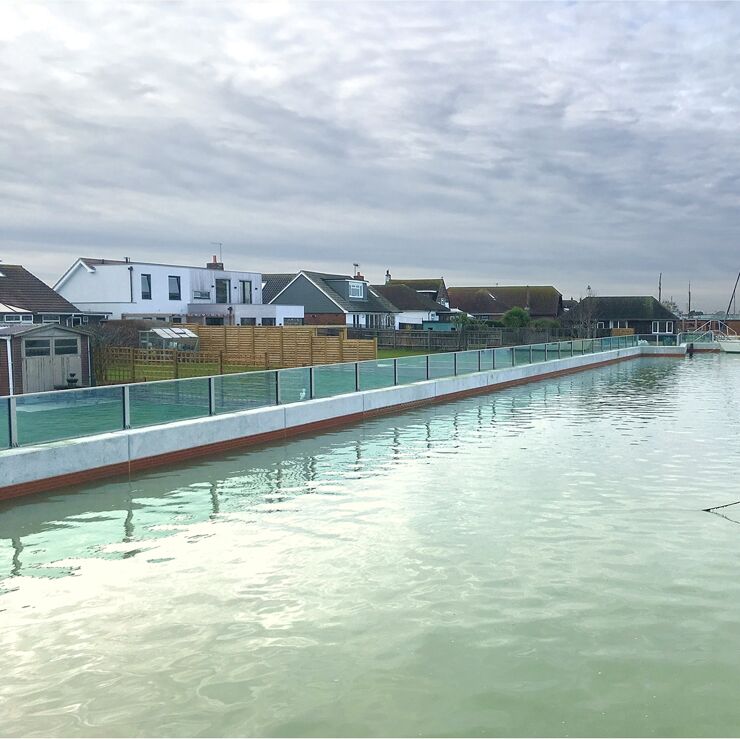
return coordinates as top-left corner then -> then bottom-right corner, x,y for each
215,372 -> 278,414
359,360 -> 395,391
128,377 -> 210,428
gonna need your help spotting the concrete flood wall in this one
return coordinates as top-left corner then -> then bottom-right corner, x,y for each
0,345 -> 656,500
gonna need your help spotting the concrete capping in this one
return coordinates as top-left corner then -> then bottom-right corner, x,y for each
0,344 -> 661,500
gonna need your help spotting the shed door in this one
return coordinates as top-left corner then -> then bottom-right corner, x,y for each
22,337 -> 83,393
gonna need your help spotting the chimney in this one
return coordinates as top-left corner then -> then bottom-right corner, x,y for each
207,254 -> 224,270
385,269 -> 392,284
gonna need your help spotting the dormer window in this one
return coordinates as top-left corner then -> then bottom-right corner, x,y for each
348,281 -> 364,299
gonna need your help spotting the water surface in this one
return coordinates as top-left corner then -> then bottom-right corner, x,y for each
2,356 -> 740,737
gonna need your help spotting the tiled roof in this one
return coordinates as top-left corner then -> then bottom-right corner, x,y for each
386,278 -> 445,294
371,284 -> 449,312
0,265 -> 81,313
302,271 -> 398,314
262,273 -> 295,303
448,285 -> 562,316
576,296 -> 678,321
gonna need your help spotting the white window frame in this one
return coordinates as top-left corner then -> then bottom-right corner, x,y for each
597,321 -> 605,329
54,337 -> 80,356
348,281 -> 364,299
3,314 -> 21,322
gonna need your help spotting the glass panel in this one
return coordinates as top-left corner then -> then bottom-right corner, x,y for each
480,349 -> 495,370
514,346 -> 531,366
168,276 -> 181,300
54,338 -> 79,355
455,350 -> 479,375
494,347 -> 512,367
215,279 -> 230,304
24,339 -> 51,357
277,368 -> 310,405
531,343 -> 548,363
141,274 -> 152,300
0,398 -> 9,449
396,355 -> 427,384
129,377 -> 209,427
214,372 -> 278,414
15,387 -> 124,446
313,363 -> 356,399
428,353 -> 455,379
546,342 -> 560,358
359,359 -> 395,390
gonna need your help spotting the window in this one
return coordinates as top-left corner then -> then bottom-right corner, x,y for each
261,317 -> 276,326
3,314 -> 21,322
240,280 -> 252,304
284,317 -> 304,325
352,314 -> 361,328
24,339 -> 51,357
597,321 -> 605,329
141,274 -> 152,300
205,316 -> 224,326
240,317 -> 256,326
54,338 -> 79,355
215,279 -> 231,304
168,276 -> 181,300
21,314 -> 33,322
42,315 -> 61,324
666,321 -> 673,333
170,316 -> 183,324
348,281 -> 364,299
192,290 -> 210,300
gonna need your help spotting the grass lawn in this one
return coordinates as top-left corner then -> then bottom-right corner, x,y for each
377,347 -> 442,359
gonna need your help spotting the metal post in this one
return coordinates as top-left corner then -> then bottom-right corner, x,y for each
453,352 -> 458,375
558,342 -> 562,359
544,345 -> 548,362
122,385 -> 131,430
529,345 -> 533,364
8,396 -> 18,447
511,347 -> 516,367
275,370 -> 280,405
426,354 -> 430,380
570,340 -> 574,356
477,350 -> 481,372
208,376 -> 216,415
309,366 -> 315,399
393,358 -> 398,385
355,362 -> 360,392
492,349 -> 496,370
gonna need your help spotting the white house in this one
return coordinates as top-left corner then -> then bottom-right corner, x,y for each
371,283 -> 450,329
55,257 -> 304,326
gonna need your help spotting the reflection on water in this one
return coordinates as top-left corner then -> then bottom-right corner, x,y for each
2,356 -> 740,737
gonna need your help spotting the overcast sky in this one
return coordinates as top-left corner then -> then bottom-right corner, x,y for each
2,2 -> 739,310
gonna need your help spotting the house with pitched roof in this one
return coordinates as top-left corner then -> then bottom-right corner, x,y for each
0,264 -> 94,326
384,275 -> 450,308
371,283 -> 450,329
267,270 -> 398,327
447,285 -> 563,321
569,296 -> 679,335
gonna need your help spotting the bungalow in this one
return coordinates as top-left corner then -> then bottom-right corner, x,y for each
0,264 -> 95,326
371,283 -> 450,329
384,275 -> 450,308
0,323 -> 92,395
447,285 -> 563,321
266,270 -> 398,328
569,296 -> 679,335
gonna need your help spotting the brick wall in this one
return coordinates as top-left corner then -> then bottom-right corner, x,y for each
303,313 -> 346,326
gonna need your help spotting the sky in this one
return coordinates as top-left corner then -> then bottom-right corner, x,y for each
1,1 -> 739,311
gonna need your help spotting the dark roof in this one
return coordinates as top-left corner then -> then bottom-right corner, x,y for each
372,284 -> 449,312
448,285 -> 562,316
0,265 -> 81,314
576,296 -> 679,321
0,323 -> 90,337
262,273 -> 295,303
300,271 -> 397,314
386,278 -> 446,294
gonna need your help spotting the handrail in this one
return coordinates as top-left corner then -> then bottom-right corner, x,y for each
0,335 -> 639,451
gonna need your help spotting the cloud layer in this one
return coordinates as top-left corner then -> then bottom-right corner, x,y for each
2,1 -> 739,309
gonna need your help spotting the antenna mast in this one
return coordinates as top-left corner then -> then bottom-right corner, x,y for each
724,271 -> 740,319
658,273 -> 662,303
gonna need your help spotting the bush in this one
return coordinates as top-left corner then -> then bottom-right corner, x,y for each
532,318 -> 560,330
502,307 -> 531,328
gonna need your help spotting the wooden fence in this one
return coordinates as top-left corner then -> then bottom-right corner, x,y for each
96,326 -> 378,384
183,325 -> 377,368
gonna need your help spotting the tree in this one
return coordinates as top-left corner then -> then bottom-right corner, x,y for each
502,307 -> 531,328
571,286 -> 599,338
661,298 -> 681,316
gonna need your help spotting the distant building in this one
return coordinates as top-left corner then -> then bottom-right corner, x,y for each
447,285 -> 563,321
570,296 -> 679,335
0,264 -> 94,326
371,283 -> 450,329
384,275 -> 450,308
267,270 -> 397,327
54,257 -> 303,326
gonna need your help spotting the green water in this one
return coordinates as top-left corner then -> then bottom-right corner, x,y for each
2,356 -> 740,737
